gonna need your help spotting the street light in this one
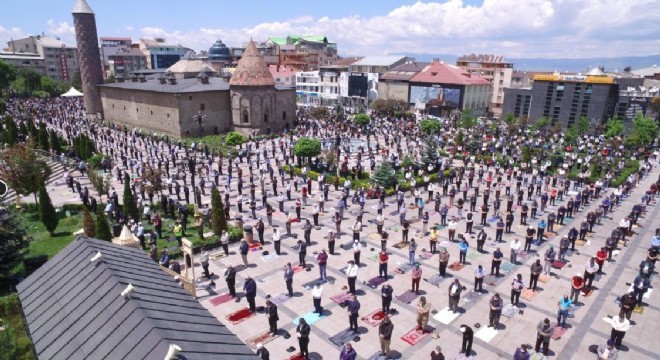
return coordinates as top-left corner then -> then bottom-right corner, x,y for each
192,111 -> 207,137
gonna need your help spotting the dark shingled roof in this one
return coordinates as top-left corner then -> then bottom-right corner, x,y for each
99,77 -> 230,93
17,236 -> 257,360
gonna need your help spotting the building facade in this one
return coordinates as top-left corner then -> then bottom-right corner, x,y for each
378,61 -> 430,103
2,35 -> 79,83
456,54 -> 513,118
295,71 -> 321,105
139,38 -> 186,69
267,35 -> 338,72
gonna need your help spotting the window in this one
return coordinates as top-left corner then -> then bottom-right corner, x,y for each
112,104 -> 115,109
242,110 -> 249,124
189,96 -> 193,100
167,113 -> 170,118
150,110 -> 153,116
200,103 -> 205,111
264,113 -> 269,123
136,108 -> 139,113
282,111 -> 286,121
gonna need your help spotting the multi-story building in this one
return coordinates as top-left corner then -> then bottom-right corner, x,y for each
343,56 -> 411,107
407,59 -> 492,116
456,54 -> 513,118
295,71 -> 321,105
267,35 -> 338,72
317,57 -> 363,107
139,38 -> 186,69
2,35 -> 79,82
269,65 -> 296,87
229,40 -> 278,66
99,37 -> 147,79
378,61 -> 430,103
100,37 -> 132,65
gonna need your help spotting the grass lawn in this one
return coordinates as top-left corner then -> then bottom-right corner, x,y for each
0,294 -> 36,360
17,208 -> 81,261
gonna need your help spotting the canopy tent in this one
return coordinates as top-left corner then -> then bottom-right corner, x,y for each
60,87 -> 83,97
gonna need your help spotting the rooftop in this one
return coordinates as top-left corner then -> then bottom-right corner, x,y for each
380,61 -> 430,81
456,53 -> 511,64
633,65 -> 660,77
17,236 -> 256,360
72,0 -> 94,14
327,57 -> 364,67
410,59 -> 491,85
351,55 -> 408,67
229,40 -> 276,86
100,76 -> 230,93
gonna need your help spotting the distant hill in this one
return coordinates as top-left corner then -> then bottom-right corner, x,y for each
404,53 -> 660,73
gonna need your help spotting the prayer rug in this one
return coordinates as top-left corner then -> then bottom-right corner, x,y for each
529,352 -> 546,360
552,260 -> 567,269
486,241 -> 499,248
367,352 -> 390,360
420,251 -> 434,260
484,274 -> 499,286
249,242 -> 261,250
392,242 -> 407,249
293,311 -> 325,326
329,328 -> 359,346
521,288 -> 537,301
331,292 -> 353,305
270,293 -> 292,306
396,290 -> 419,304
518,251 -> 531,261
401,327 -> 430,345
449,262 -> 464,271
302,278 -> 328,289
260,254 -> 281,262
396,263 -> 414,274
633,305 -> 645,314
225,307 -> 255,325
436,225 -> 447,230
425,274 -> 446,286
551,325 -> 568,340
286,353 -> 305,360
408,218 -> 421,224
463,290 -> 482,303
292,265 -> 305,273
467,250 -> 481,259
209,293 -> 233,306
488,216 -> 500,223
246,331 -> 278,349
439,240 -> 451,248
369,233 -> 381,240
544,232 -> 554,238
500,261 -> 517,273
567,304 -> 579,318
627,286 -> 652,299
539,274 -> 551,283
501,304 -> 518,318
433,307 -> 460,324
367,253 -> 379,262
389,211 -> 399,217
365,276 -> 387,289
581,288 -> 593,297
361,309 -> 387,327
575,239 -> 587,247
475,326 -> 498,342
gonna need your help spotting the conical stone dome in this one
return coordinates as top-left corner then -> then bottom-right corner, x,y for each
229,40 -> 276,86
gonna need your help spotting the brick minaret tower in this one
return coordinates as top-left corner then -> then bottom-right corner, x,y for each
72,0 -> 103,116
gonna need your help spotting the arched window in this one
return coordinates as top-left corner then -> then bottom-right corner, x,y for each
264,110 -> 269,123
242,110 -> 249,124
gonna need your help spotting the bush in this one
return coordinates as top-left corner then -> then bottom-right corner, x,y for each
354,113 -> 371,126
225,131 -> 247,146
610,160 -> 640,188
420,118 -> 442,135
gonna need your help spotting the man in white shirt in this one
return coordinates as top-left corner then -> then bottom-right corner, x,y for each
345,260 -> 359,295
352,220 -> 362,241
510,238 -> 522,264
312,285 -> 324,314
609,314 -> 630,348
584,257 -> 598,290
352,239 -> 363,266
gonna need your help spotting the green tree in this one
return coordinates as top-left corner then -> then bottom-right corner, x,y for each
353,113 -> 371,126
370,99 -> 408,116
421,136 -> 439,171
70,69 -> 82,91
49,130 -> 62,154
82,205 -> 96,238
0,141 -> 52,204
309,106 -> 328,120
3,116 -> 19,146
210,187 -> 227,235
371,161 -> 397,189
521,145 -> 532,164
95,206 -> 113,241
604,117 -> 625,139
40,76 -> 67,97
627,113 -> 659,146
37,122 -> 50,151
122,173 -> 139,221
12,68 -> 41,97
532,117 -> 549,131
420,118 -> 442,135
575,116 -> 590,136
87,168 -> 111,200
27,118 -> 38,140
0,59 -> 17,90
225,131 -> 247,146
294,137 -> 322,166
38,184 -> 58,235
72,133 -> 97,160
457,109 -> 478,129
0,209 -> 31,278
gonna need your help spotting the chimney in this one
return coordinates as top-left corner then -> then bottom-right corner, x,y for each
158,73 -> 167,84
167,73 -> 176,85
116,75 -> 125,83
197,71 -> 209,84
130,73 -> 138,82
138,74 -> 147,83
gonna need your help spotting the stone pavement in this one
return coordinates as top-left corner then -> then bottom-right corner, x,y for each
188,165 -> 659,359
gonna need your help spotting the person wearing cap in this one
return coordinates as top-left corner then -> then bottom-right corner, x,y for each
256,343 -> 270,360
609,313 -> 630,349
459,324 -> 474,355
596,339 -> 619,360
513,344 -> 531,360
524,225 -> 535,252
510,238 -> 521,264
570,273 -> 584,303
345,260 -> 359,295
474,265 -> 486,293
265,299 -> 279,335
411,264 -> 422,293
584,257 -> 598,290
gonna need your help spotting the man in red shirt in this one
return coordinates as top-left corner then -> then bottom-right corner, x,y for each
379,251 -> 389,278
596,247 -> 608,274
570,273 -> 584,303
412,264 -> 423,294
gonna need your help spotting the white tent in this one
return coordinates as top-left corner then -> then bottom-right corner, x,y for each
61,87 -> 83,97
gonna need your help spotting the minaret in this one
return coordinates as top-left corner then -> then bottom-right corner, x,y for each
72,0 -> 103,116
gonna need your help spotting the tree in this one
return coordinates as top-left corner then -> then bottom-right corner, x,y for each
225,131 -> 247,146
123,173 -> 139,221
627,113 -> 659,146
143,165 -> 165,195
87,169 -> 111,200
37,122 -> 50,151
371,161 -> 397,189
353,113 -> 371,126
605,117 -> 625,139
370,99 -> 408,116
309,106 -> 328,120
40,76 -> 67,97
12,68 -> 41,97
0,209 -> 31,278
575,116 -> 590,136
95,206 -> 112,241
420,118 -> 442,135
49,130 -> 62,154
72,133 -> 97,160
0,142 -> 52,204
70,69 -> 82,91
27,118 -> 38,140
37,184 -> 58,235
532,117 -> 549,131
3,116 -> 18,146
457,109 -> 478,129
0,60 -> 17,91
81,205 -> 96,238
294,137 -> 322,166
421,136 -> 439,171
210,187 -> 227,235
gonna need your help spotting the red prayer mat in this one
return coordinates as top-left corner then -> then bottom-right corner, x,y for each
361,309 -> 387,327
401,327 -> 430,345
449,262 -> 464,271
249,243 -> 261,250
209,293 -> 233,306
225,307 -> 255,325
521,288 -> 536,301
246,331 -> 278,348
286,353 -> 305,360
582,288 -> 593,297
331,292 -> 353,304
551,324 -> 568,340
293,265 -> 305,273
552,260 -> 567,269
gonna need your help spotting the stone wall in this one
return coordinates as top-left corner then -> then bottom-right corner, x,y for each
73,13 -> 104,116
230,86 -> 296,135
100,88 -> 232,137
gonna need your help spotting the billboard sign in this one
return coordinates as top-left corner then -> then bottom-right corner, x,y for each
409,85 -> 461,108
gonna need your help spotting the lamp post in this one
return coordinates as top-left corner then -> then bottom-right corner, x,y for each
192,111 -> 207,137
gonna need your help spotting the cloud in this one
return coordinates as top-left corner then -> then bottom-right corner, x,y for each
136,0 -> 659,58
0,25 -> 28,50
46,20 -> 74,36
125,25 -> 134,31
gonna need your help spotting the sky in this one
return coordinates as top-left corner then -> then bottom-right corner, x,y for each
1,0 -> 659,59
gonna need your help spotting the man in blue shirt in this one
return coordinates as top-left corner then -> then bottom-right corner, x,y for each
557,295 -> 572,328
347,295 -> 361,333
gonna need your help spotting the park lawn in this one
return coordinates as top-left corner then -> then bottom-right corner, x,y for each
18,208 -> 81,261
0,294 -> 36,360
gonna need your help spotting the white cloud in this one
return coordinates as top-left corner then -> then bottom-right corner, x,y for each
125,25 -> 134,31
46,20 -> 74,36
0,25 -> 28,50
136,0 -> 659,58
